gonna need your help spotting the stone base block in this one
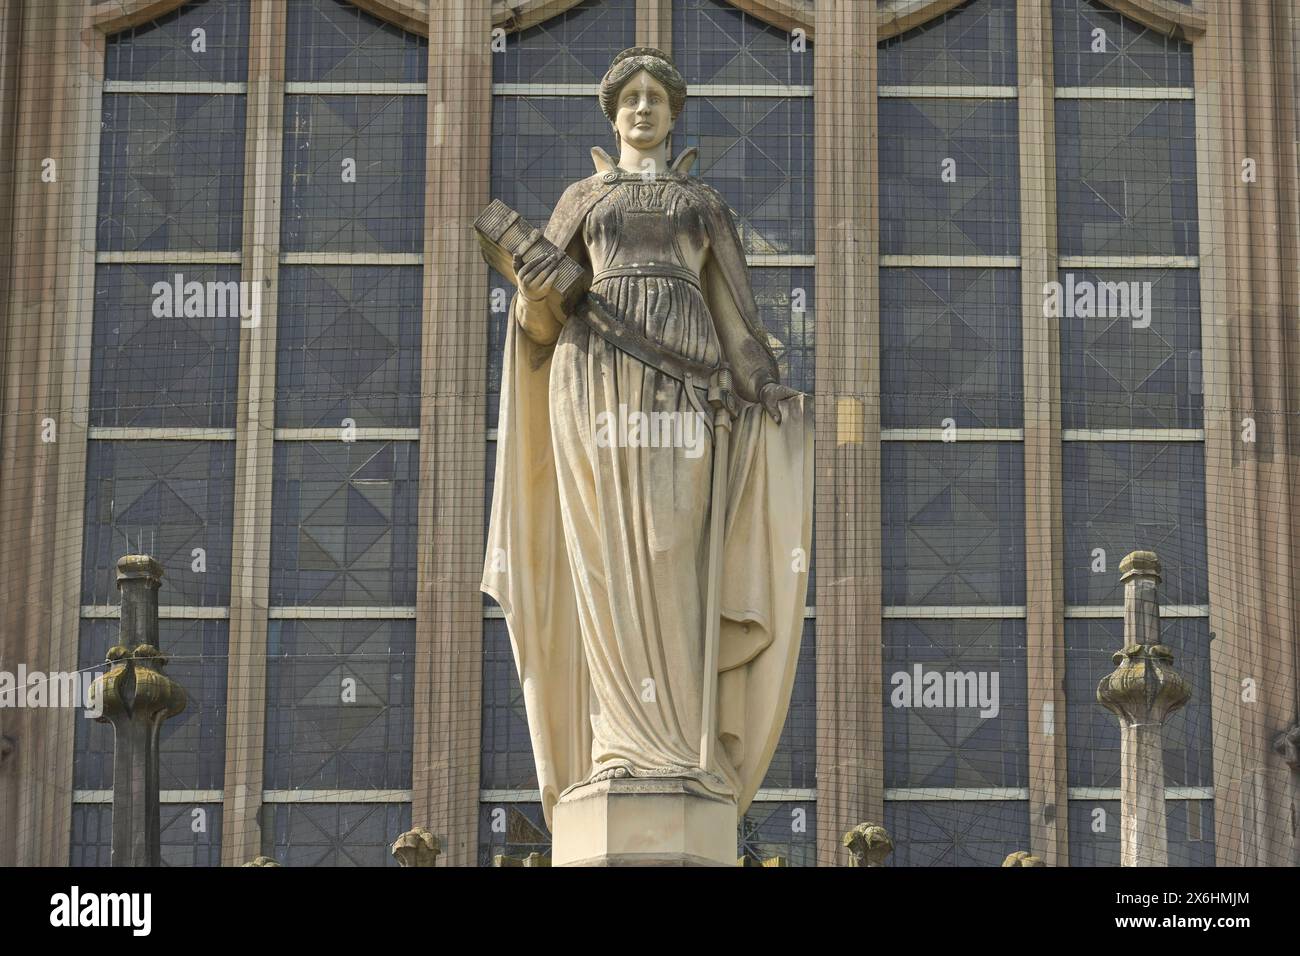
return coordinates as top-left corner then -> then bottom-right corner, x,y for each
551,777 -> 738,867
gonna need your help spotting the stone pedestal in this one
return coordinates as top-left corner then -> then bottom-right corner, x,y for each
551,777 -> 737,867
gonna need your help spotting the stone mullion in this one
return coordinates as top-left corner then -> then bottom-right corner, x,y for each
636,0 -> 671,52
813,0 -> 880,866
0,0 -> 102,867
412,0 -> 492,866
1017,0 -> 1068,866
220,0 -> 286,867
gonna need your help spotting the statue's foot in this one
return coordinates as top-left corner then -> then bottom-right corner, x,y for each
588,765 -> 631,783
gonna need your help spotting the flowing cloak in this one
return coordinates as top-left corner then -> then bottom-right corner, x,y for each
482,167 -> 814,829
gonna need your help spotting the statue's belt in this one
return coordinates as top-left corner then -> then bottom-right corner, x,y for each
571,292 -> 739,421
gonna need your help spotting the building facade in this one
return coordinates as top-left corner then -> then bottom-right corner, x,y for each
1,0 -> 1297,867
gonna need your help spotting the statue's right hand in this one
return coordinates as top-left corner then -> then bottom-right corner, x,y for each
514,249 -> 563,303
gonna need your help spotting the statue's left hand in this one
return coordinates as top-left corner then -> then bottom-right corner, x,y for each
758,382 -> 800,424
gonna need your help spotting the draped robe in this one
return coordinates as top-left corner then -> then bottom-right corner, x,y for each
482,158 -> 813,828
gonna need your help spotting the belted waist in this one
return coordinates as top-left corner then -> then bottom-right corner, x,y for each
592,262 -> 702,291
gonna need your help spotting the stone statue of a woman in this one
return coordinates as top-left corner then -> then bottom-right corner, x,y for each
482,47 -> 813,862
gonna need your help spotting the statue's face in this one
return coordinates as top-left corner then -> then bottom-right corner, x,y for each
614,70 -> 673,150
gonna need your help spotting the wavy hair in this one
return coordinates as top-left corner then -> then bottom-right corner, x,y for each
598,47 -> 687,147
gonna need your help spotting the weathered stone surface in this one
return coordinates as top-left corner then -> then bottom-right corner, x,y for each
551,777 -> 738,867
391,826 -> 441,867
842,822 -> 893,867
240,856 -> 281,867
1002,850 -> 1045,867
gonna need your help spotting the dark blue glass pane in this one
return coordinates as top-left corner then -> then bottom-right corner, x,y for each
480,619 -> 538,790
1058,268 -> 1203,429
738,801 -> 816,866
276,266 -> 422,428
270,441 -> 419,606
1069,799 -> 1215,866
673,0 -> 812,85
281,95 -> 426,252
74,619 -> 228,790
761,623 -> 816,790
106,0 -> 249,82
879,0 -> 1017,86
880,98 -> 1020,255
1062,442 -> 1208,605
71,803 -> 223,867
286,0 -> 427,83
266,802 -> 410,866
90,264 -> 242,428
883,619 -> 1027,788
1053,0 -> 1193,88
884,799 -> 1030,866
98,94 -> 246,252
264,619 -> 414,789
677,96 -> 814,255
478,802 -> 550,866
881,267 -> 1022,428
1056,99 -> 1199,256
82,440 -> 235,606
882,442 -> 1026,605
493,0 -> 635,83
1065,618 -> 1213,788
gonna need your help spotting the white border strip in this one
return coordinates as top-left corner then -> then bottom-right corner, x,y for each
273,428 -> 420,441
885,788 -> 1029,801
74,790 -> 223,803
883,606 -> 1027,619
881,255 -> 1019,268
1060,255 -> 1198,269
881,428 -> 1023,442
96,251 -> 241,264
103,80 -> 246,94
1056,86 -> 1194,100
1068,787 -> 1213,800
1064,604 -> 1209,619
880,85 -> 1017,99
1063,429 -> 1204,442
261,790 -> 412,803
747,254 -> 815,267
285,82 -> 425,95
279,252 -> 423,266
81,606 -> 229,620
486,606 -> 816,620
267,607 -> 417,619
88,427 -> 237,441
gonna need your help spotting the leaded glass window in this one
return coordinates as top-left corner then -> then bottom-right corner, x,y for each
74,619 -> 229,791
881,268 -> 1022,428
880,99 -> 1020,256
884,800 -> 1030,867
492,0 -> 636,83
269,441 -> 419,607
1068,799 -> 1214,866
883,619 -> 1027,788
1052,0 -> 1193,88
673,0 -> 812,86
71,804 -> 224,867
1065,618 -> 1213,788
82,441 -> 236,606
879,0 -> 1017,87
882,442 -> 1026,606
266,803 -> 410,866
1062,442 -> 1208,606
264,620 -> 414,790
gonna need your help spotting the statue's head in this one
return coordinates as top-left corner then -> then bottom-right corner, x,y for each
599,47 -> 687,152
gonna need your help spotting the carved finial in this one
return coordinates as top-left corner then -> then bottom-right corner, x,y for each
842,822 -> 894,867
1118,549 -> 1161,584
390,827 -> 441,867
1002,850 -> 1045,867
241,856 -> 281,867
1097,642 -> 1190,726
1273,722 -> 1300,771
